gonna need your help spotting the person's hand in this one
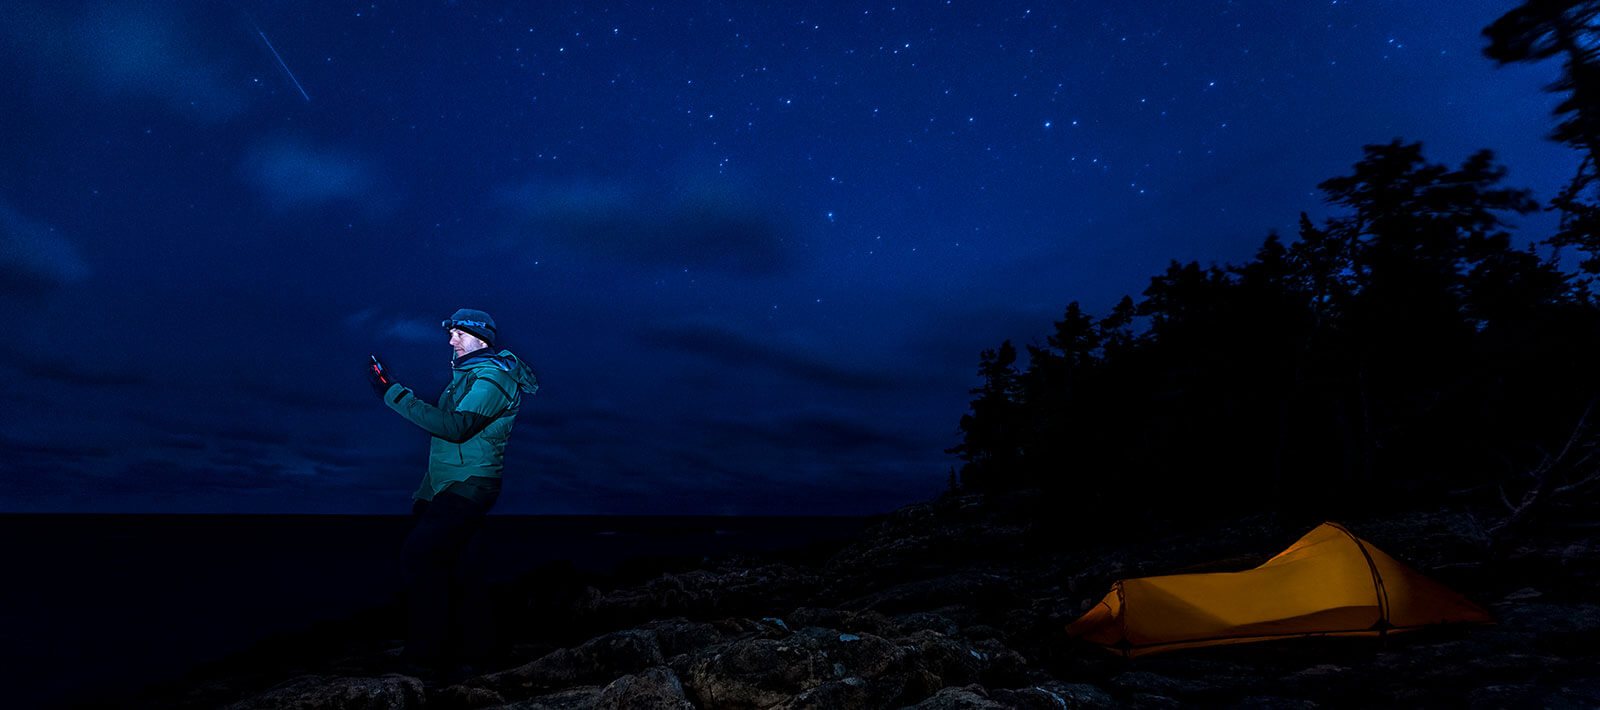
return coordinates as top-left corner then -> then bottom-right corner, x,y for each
367,355 -> 397,397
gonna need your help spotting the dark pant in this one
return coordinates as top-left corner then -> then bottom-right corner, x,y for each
401,489 -> 496,665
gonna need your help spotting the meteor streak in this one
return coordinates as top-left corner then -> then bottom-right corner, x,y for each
250,19 -> 309,102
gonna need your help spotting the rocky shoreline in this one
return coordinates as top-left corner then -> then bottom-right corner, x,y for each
100,494 -> 1600,709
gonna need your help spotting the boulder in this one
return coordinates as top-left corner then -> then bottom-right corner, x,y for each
684,637 -> 833,709
594,666 -> 695,709
496,686 -> 604,709
580,564 -> 823,626
641,618 -> 724,660
787,607 -> 900,638
989,681 -> 1116,709
772,676 -> 873,710
1466,679 -> 1600,710
890,612 -> 961,638
792,626 -> 904,679
1110,670 -> 1215,698
896,630 -> 987,688
475,629 -> 664,694
1495,602 -> 1600,637
907,684 -> 1009,709
430,683 -> 507,709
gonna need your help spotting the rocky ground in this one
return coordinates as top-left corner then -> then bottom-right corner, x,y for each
98,493 -> 1600,709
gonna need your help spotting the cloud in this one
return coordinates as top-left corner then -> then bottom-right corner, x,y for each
241,377 -> 369,413
730,410 -> 928,455
158,435 -> 208,451
501,180 -> 797,275
0,345 -> 144,386
0,435 -> 113,461
346,309 -> 440,344
5,2 -> 245,121
99,457 -> 308,494
640,318 -> 905,391
295,445 -> 372,470
0,201 -> 89,299
242,141 -> 377,208
211,426 -> 293,448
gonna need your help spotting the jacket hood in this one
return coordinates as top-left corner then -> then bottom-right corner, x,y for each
457,349 -> 539,395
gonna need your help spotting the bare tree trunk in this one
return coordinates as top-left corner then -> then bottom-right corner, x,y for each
1491,399 -> 1600,541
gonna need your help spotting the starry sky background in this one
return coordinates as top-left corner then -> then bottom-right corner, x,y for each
0,0 -> 1579,515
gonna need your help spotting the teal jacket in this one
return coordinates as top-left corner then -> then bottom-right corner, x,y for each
381,348 -> 539,503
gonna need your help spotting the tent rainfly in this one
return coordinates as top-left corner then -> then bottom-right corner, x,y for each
1066,522 -> 1491,657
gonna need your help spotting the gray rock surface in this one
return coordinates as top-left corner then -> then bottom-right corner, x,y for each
114,495 -> 1600,710
595,666 -> 696,709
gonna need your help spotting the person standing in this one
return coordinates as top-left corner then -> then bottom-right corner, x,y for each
366,308 -> 538,677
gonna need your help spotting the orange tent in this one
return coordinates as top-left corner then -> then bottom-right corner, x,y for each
1066,522 -> 1491,657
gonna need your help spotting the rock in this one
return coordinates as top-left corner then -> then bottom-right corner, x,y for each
497,686 -> 604,709
224,674 -> 425,710
891,612 -> 961,637
595,666 -> 695,709
1272,660 -> 1369,699
431,683 -> 506,708
671,622 -> 919,708
98,497 -> 1600,710
580,564 -> 824,626
841,571 -> 1019,615
1228,697 -> 1321,709
990,681 -> 1117,709
685,637 -> 832,709
1110,670 -> 1213,698
475,629 -> 664,694
1466,680 -> 1600,710
908,684 -> 1008,709
969,638 -> 1030,687
896,667 -> 946,706
641,618 -> 724,660
794,626 -> 904,679
1278,664 -> 1349,683
823,493 -> 1044,588
898,630 -> 985,688
958,625 -> 1006,642
773,676 -> 873,710
786,607 -> 847,630
1495,602 -> 1600,635
1123,693 -> 1183,710
788,607 -> 901,638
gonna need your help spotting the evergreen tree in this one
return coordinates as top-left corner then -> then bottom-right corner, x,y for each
949,341 -> 1023,493
948,138 -> 1596,527
1484,0 -> 1600,272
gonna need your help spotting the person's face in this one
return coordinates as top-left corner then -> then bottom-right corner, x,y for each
449,328 -> 486,358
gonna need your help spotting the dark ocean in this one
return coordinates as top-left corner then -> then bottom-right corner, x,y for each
0,514 -> 868,708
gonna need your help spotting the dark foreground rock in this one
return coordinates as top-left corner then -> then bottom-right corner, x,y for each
106,494 -> 1600,709
225,674 -> 426,710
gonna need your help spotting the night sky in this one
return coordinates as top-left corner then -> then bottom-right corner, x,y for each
0,1 -> 1577,515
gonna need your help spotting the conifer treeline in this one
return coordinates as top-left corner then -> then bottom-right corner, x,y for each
950,0 -> 1600,525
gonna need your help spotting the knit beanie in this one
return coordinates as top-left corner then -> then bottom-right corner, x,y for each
442,308 -> 497,346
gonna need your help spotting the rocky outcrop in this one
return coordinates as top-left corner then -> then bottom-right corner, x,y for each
472,629 -> 666,695
120,494 -> 1600,709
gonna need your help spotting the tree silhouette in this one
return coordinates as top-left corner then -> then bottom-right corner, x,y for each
947,341 -> 1023,494
1484,0 -> 1600,272
949,141 -> 1598,530
945,6 -> 1600,531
